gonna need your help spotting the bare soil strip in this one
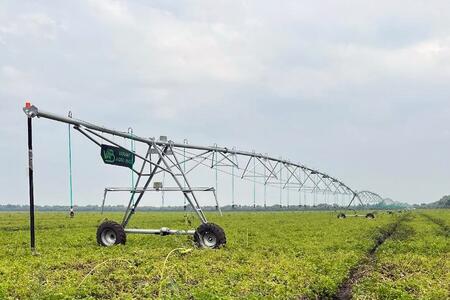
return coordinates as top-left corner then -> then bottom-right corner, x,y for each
331,215 -> 408,300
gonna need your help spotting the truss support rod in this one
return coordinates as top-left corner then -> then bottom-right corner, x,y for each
168,149 -> 211,170
163,144 -> 208,223
345,192 -> 364,210
212,190 -> 223,216
319,176 -> 335,193
74,126 -> 101,146
121,146 -> 152,218
283,165 -> 302,189
241,156 -> 253,178
101,188 -> 108,214
185,151 -> 213,174
265,161 -> 279,185
257,157 -> 278,181
122,145 -> 168,227
218,151 -> 239,168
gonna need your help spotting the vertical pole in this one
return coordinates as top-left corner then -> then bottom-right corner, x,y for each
231,150 -> 235,209
183,139 -> 187,211
335,192 -> 338,209
313,177 -> 317,207
286,164 -> 289,208
287,186 -> 290,208
161,172 -> 165,208
27,115 -> 36,253
214,144 -> 218,211
253,153 -> 256,208
304,189 -> 307,208
68,112 -> 74,217
298,166 -> 301,208
279,162 -> 282,208
263,157 -> 267,209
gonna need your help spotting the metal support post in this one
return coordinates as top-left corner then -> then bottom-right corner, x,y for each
26,104 -> 36,253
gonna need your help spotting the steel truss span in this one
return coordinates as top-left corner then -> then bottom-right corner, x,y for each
356,191 -> 384,205
23,103 -> 387,250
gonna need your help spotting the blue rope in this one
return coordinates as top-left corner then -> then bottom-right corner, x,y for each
129,128 -> 135,205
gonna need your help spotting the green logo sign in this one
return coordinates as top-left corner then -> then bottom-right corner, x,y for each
100,144 -> 135,168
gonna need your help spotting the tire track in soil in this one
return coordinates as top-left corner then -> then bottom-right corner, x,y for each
419,213 -> 450,237
331,214 -> 410,300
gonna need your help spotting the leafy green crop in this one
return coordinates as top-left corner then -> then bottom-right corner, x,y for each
352,210 -> 450,299
0,210 -> 447,299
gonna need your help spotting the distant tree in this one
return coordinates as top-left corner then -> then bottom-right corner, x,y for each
423,195 -> 450,208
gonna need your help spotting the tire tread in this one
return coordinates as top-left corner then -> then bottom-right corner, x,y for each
96,220 -> 126,246
194,223 -> 226,249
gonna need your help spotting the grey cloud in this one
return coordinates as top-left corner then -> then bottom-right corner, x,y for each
0,0 -> 449,206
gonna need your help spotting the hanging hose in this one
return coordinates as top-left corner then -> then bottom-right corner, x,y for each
253,151 -> 256,208
128,127 -> 135,206
279,161 -> 283,208
214,143 -> 218,212
232,147 -> 236,209
183,139 -> 188,211
161,172 -> 165,209
68,111 -> 74,218
264,154 -> 267,209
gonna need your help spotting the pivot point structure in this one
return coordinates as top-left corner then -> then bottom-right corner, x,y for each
23,103 -> 226,249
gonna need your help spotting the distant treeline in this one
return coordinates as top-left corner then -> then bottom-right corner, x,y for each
0,202 -> 410,212
413,195 -> 450,209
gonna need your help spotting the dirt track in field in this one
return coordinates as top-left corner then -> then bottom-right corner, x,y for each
331,214 -> 408,300
419,213 -> 450,237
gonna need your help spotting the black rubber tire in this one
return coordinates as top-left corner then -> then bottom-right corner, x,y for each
96,220 -> 126,247
337,213 -> 346,219
366,213 -> 375,219
194,223 -> 226,249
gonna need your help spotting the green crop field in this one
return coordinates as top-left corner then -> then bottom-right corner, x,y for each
0,210 -> 448,299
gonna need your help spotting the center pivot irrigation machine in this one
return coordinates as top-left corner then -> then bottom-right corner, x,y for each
23,102 -> 386,252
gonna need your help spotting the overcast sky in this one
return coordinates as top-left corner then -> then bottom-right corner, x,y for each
1,0 -> 449,207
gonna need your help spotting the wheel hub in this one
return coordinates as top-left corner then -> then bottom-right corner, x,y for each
101,229 -> 117,246
202,232 -> 217,248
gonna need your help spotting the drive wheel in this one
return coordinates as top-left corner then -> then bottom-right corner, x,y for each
97,220 -> 126,247
337,213 -> 346,219
366,213 -> 375,219
194,223 -> 226,249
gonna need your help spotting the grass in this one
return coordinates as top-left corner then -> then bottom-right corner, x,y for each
352,211 -> 449,299
0,210 -> 448,299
